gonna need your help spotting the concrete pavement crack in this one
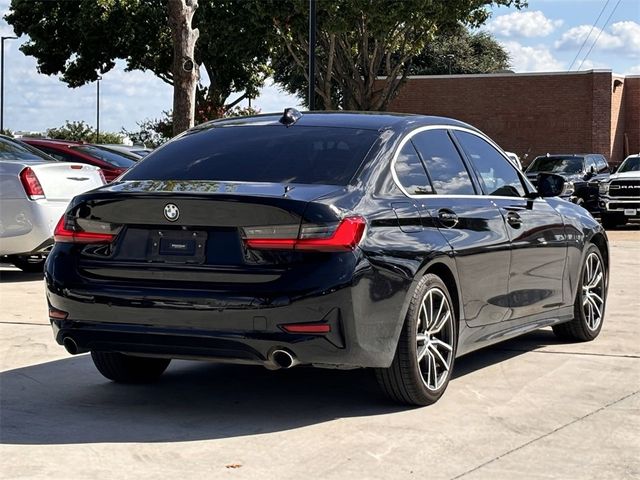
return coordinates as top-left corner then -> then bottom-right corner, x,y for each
0,321 -> 49,326
493,347 -> 640,359
450,390 -> 640,480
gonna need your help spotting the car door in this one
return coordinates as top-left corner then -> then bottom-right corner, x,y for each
407,128 -> 512,327
452,130 -> 567,320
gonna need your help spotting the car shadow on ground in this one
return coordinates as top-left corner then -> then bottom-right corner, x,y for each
0,329 -> 565,446
0,266 -> 43,284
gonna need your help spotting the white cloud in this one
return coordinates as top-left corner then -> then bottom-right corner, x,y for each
501,41 -> 565,72
253,79 -> 301,114
487,11 -> 563,38
627,65 -> 640,75
555,21 -> 640,57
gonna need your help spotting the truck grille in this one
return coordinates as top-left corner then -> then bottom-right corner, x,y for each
609,180 -> 640,197
609,202 -> 640,210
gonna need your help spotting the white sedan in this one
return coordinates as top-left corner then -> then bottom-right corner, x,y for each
0,135 -> 105,271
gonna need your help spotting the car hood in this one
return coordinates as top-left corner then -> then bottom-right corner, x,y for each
609,171 -> 640,181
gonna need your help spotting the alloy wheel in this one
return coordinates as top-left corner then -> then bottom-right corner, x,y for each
416,287 -> 455,391
582,252 -> 605,331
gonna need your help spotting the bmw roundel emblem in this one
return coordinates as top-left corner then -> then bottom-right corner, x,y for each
164,203 -> 180,222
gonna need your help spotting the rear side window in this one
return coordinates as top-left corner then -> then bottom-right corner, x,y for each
411,130 -> 475,195
124,126 -> 378,185
454,131 -> 525,197
394,142 -> 433,195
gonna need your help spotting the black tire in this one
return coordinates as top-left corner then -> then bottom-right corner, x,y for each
91,351 -> 170,383
553,244 -> 606,342
8,255 -> 46,273
601,213 -> 623,229
375,274 -> 457,406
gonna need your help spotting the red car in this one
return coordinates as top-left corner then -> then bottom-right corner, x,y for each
22,138 -> 138,182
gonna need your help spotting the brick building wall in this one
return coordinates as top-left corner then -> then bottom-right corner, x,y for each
386,70 -> 639,166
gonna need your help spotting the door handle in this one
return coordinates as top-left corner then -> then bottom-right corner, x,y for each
437,209 -> 458,228
506,211 -> 522,228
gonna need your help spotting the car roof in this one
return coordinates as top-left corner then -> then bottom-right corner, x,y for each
22,138 -> 83,146
195,110 -> 479,133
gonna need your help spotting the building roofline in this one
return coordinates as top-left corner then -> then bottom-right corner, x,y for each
382,69 -> 620,80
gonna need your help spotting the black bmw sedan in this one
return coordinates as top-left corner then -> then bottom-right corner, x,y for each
46,110 -> 609,405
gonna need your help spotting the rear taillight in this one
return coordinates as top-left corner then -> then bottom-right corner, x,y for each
242,216 -> 366,252
19,167 -> 45,200
53,215 -> 120,244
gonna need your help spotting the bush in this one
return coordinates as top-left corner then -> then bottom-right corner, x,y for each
46,120 -> 123,144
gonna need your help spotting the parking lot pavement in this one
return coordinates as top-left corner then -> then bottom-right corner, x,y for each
1,228 -> 638,480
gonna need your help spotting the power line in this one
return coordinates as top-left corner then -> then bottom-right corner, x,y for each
567,0 -> 610,71
577,0 -> 623,71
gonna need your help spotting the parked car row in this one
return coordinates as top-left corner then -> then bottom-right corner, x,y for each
1,136 -> 151,271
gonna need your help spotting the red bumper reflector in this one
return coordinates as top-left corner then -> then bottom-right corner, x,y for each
280,323 -> 331,334
49,307 -> 68,320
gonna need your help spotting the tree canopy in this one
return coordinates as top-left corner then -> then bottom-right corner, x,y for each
265,0 -> 524,111
6,0 -> 272,113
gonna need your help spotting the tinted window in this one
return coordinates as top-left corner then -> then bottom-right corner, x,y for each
394,142 -> 432,195
454,131 -> 525,197
411,130 -> 475,195
0,137 -> 54,162
585,157 -> 597,173
71,145 -> 137,168
595,156 -> 609,173
124,126 -> 378,185
619,156 -> 640,172
527,157 -> 584,174
36,146 -> 79,163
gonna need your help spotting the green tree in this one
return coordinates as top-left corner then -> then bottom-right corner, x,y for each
266,0 -> 524,110
409,27 -> 510,75
47,120 -> 123,143
5,0 -> 272,130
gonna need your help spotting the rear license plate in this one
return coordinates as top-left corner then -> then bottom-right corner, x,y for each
149,230 -> 207,263
624,209 -> 637,216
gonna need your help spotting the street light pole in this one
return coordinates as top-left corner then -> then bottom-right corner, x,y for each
308,0 -> 316,111
1,36 -> 18,132
96,76 -> 102,143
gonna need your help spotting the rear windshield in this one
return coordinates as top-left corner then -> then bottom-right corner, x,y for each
526,157 -> 584,174
70,145 -> 137,168
0,136 -> 56,162
123,126 -> 378,185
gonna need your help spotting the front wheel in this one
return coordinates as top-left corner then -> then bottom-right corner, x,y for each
91,351 -> 171,383
376,274 -> 457,406
553,245 -> 606,342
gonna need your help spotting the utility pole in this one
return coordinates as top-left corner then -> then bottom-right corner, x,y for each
96,76 -> 102,143
1,36 -> 18,132
308,0 -> 316,111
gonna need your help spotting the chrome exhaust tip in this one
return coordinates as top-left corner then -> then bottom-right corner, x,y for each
269,349 -> 299,369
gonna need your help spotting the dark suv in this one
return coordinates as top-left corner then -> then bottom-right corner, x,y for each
524,154 -> 611,212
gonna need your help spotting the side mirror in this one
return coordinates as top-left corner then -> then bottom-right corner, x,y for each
537,172 -> 566,197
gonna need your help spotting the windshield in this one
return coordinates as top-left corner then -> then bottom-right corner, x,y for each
526,157 -> 584,174
618,157 -> 640,173
124,125 -> 379,185
71,145 -> 137,168
0,136 -> 57,162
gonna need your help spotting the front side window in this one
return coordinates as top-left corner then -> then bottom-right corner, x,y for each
411,129 -> 475,195
585,157 -> 597,174
394,142 -> 433,195
454,131 -> 525,197
595,156 -> 609,173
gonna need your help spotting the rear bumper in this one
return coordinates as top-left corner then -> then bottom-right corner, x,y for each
45,257 -> 412,369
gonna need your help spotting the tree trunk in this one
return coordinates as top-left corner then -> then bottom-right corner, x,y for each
168,0 -> 199,136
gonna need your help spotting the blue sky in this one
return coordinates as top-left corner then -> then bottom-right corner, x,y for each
0,0 -> 638,134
